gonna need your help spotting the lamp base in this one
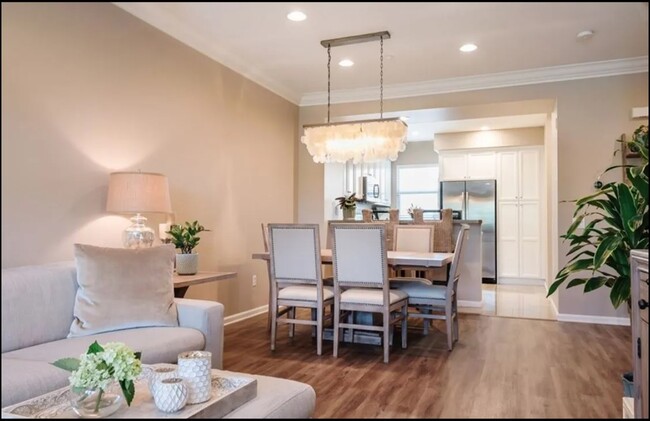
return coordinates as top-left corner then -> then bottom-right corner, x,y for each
123,214 -> 155,248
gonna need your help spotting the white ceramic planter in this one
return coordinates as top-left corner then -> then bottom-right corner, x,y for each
176,253 -> 198,275
152,378 -> 188,413
145,366 -> 177,395
177,351 -> 212,404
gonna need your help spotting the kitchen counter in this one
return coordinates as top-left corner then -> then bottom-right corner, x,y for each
453,219 -> 482,225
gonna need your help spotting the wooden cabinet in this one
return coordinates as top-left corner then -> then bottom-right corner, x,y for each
439,151 -> 495,181
496,147 -> 543,283
631,249 -> 649,419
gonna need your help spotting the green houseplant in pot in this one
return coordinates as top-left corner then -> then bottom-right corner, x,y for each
336,193 -> 357,220
547,125 -> 648,308
547,125 -> 648,397
168,221 -> 209,275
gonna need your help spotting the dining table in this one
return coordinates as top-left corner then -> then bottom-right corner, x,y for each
251,249 -> 454,268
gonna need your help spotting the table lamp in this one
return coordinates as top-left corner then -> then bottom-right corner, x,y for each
106,171 -> 173,248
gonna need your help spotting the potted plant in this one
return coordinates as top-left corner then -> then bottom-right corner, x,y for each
547,125 -> 648,308
335,193 -> 357,220
407,203 -> 422,220
547,125 -> 648,396
167,221 -> 209,275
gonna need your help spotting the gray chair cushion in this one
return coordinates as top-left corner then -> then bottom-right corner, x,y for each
389,276 -> 432,284
2,327 -> 204,365
223,371 -> 315,418
340,288 -> 408,305
278,285 -> 334,301
1,358 -> 70,407
395,282 -> 447,300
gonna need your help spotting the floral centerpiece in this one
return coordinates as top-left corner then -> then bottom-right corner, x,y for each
52,341 -> 142,417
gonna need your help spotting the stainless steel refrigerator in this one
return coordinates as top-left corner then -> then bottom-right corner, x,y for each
440,180 -> 497,283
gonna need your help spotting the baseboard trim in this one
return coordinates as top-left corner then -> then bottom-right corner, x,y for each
224,305 -> 268,326
458,299 -> 483,308
498,277 -> 545,286
549,296 -> 559,319
544,282 -> 559,319
557,313 -> 630,326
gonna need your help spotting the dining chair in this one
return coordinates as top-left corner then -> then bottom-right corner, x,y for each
391,225 -> 436,290
331,223 -> 408,363
261,223 -> 276,332
268,223 -> 333,356
393,224 -> 469,351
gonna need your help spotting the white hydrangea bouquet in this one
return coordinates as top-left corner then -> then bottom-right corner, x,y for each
52,341 -> 142,408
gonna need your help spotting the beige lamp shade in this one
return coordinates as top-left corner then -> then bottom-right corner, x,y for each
106,172 -> 172,214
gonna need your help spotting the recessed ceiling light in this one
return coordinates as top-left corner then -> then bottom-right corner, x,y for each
481,126 -> 490,131
460,43 -> 478,53
576,30 -> 594,40
338,59 -> 354,67
287,11 -> 306,22
413,131 -> 420,136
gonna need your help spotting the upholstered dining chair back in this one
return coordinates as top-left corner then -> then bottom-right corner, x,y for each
393,225 -> 435,252
447,224 -> 470,292
261,223 -> 269,252
268,224 -> 321,286
331,223 -> 387,288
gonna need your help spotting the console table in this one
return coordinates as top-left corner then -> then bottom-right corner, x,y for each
173,271 -> 237,298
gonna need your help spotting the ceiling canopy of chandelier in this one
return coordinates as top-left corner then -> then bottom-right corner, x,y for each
301,31 -> 408,164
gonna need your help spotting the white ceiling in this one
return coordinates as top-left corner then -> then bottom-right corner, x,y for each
116,2 -> 648,104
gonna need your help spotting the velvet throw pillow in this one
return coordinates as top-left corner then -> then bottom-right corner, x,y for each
69,244 -> 178,338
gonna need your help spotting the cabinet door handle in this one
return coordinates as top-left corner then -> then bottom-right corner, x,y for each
639,299 -> 649,310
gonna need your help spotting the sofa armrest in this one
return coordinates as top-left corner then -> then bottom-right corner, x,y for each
174,298 -> 224,369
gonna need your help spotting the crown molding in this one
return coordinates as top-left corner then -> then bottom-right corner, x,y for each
300,56 -> 649,106
114,2 -> 302,105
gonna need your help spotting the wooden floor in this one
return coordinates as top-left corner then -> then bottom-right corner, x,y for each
224,312 -> 631,418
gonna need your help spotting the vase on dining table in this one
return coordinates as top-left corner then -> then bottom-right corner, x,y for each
70,381 -> 123,418
342,207 -> 356,220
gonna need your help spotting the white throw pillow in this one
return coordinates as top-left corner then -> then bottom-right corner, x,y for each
69,244 -> 178,337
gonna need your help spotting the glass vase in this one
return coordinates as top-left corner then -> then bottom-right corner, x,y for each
70,382 -> 123,418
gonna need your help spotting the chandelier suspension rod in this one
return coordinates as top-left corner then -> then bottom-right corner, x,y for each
303,116 -> 402,129
320,31 -> 391,48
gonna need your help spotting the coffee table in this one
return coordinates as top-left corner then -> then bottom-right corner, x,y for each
1,364 -> 257,418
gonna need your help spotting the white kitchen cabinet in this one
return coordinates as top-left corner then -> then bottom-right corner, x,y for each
496,147 -> 543,283
439,151 -> 495,181
439,153 -> 467,181
467,152 -> 496,179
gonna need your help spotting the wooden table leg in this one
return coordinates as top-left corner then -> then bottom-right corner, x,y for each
174,286 -> 189,298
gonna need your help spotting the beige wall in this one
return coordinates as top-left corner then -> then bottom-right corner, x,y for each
298,73 -> 648,318
1,3 -> 298,316
434,127 -> 544,151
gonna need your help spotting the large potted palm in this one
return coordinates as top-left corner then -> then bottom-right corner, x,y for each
547,125 -> 648,397
547,125 -> 648,308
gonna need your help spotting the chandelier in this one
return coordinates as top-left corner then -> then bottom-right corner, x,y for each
301,31 -> 408,164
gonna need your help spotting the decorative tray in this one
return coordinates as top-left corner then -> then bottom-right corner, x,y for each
1,364 -> 257,419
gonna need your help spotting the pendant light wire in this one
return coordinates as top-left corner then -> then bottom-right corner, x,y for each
380,35 -> 384,119
327,44 -> 331,124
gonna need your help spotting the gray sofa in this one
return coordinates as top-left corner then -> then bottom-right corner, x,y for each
1,262 -> 315,417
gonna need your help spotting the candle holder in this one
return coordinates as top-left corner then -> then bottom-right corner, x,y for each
177,351 -> 212,404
